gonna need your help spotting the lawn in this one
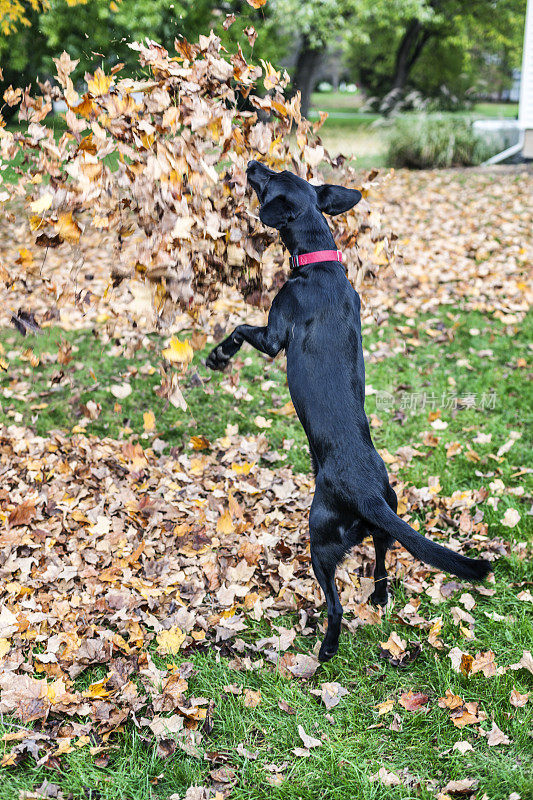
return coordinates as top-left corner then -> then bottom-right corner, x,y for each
0,148 -> 531,800
0,303 -> 531,799
308,92 -> 519,167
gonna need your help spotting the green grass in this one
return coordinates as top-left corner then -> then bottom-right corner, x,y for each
0,306 -> 531,799
471,102 -> 519,118
1,308 -> 531,483
310,92 -> 518,120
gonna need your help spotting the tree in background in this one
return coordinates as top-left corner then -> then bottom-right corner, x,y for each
346,0 -> 526,103
0,0 -> 58,35
265,0 -> 361,116
0,0 -> 87,103
0,0 -> 526,117
0,0 -> 282,97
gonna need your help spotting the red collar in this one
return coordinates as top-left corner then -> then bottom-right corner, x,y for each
289,250 -> 342,270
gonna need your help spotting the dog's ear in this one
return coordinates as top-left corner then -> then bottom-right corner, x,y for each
315,184 -> 362,215
259,196 -> 300,229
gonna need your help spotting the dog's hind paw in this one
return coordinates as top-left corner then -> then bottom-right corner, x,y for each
318,642 -> 339,662
370,589 -> 389,608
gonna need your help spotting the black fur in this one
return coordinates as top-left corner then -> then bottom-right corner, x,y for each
206,161 -> 491,662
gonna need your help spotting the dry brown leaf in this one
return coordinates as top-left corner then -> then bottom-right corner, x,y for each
485,721 -> 510,746
443,778 -> 478,794
297,724 -> 322,749
243,689 -> 261,708
8,500 -> 36,527
509,688 -> 529,707
398,690 -> 428,711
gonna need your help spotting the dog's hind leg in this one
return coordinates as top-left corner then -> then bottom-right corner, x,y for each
309,494 -> 361,662
370,485 -> 397,607
370,534 -> 391,607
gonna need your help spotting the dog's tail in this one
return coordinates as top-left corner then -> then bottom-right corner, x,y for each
362,499 -> 491,581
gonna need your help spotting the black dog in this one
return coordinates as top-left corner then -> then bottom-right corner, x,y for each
207,161 -> 490,662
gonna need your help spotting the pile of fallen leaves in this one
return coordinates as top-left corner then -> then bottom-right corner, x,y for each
0,30 -> 394,325
0,421 -> 528,768
368,167 -> 532,324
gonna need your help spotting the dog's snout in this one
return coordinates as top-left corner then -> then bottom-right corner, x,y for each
247,159 -> 269,175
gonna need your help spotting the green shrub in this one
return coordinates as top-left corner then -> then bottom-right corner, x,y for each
387,114 -> 494,168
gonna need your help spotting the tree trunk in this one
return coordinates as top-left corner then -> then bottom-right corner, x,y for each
390,19 -> 432,92
293,36 -> 324,118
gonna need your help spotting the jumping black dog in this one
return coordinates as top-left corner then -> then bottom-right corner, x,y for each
206,161 -> 490,662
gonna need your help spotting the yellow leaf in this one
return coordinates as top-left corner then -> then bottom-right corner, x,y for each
261,60 -> 280,91
231,461 -> 254,475
373,241 -> 389,266
162,338 -> 194,364
143,410 -> 156,431
16,248 -> 34,268
83,677 -> 112,698
253,415 -> 272,429
460,653 -> 474,676
244,688 -> 261,708
54,212 -> 81,244
0,638 -> 10,658
87,68 -> 113,97
376,698 -> 394,715
54,738 -> 74,755
112,633 -> 132,653
217,509 -> 234,535
190,435 -> 210,450
270,401 -> 296,417
29,192 -> 53,213
156,625 -> 186,655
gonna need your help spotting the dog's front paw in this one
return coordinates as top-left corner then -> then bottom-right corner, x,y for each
206,345 -> 230,371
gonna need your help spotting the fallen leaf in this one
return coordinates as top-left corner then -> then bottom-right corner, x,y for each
501,508 -> 520,528
311,682 -> 348,710
380,631 -> 407,658
443,778 -> 478,794
297,725 -> 322,749
156,626 -> 186,655
278,699 -> 296,714
399,690 -> 428,711
143,410 -> 156,431
370,768 -> 401,786
452,740 -> 474,754
509,650 -> 533,675
110,383 -> 132,399
287,654 -> 319,679
216,509 -> 234,535
8,500 -> 36,527
375,698 -> 395,715
243,689 -> 261,708
509,688 -> 529,707
485,721 -> 510,746
438,690 -> 463,710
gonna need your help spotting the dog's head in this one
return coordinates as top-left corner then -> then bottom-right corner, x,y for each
246,160 -> 362,231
